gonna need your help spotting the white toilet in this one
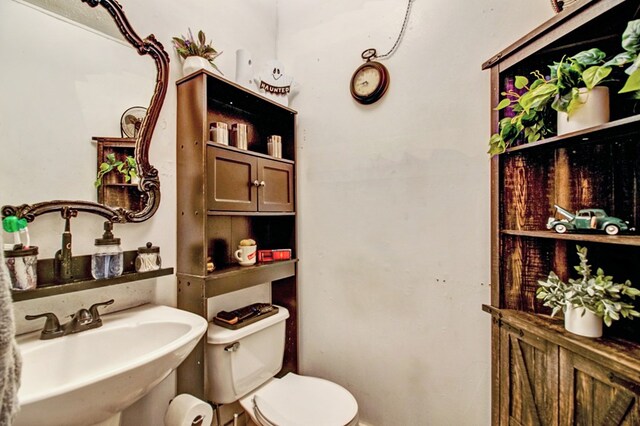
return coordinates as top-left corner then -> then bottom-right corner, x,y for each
206,306 -> 359,426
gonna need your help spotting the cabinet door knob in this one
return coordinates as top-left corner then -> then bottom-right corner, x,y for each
252,180 -> 260,187
259,181 -> 266,187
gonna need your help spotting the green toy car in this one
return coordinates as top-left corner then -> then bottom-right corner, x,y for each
546,205 -> 634,235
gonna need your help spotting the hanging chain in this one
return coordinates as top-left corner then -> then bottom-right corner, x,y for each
362,0 -> 415,62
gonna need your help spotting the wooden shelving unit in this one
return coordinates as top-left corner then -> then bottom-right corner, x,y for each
93,137 -> 145,211
175,70 -> 298,399
485,1 -> 640,424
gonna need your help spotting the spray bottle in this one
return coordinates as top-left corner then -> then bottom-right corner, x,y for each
2,215 -> 30,250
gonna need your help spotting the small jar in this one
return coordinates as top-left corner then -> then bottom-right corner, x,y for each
91,222 -> 123,279
4,245 -> 38,290
135,242 -> 161,272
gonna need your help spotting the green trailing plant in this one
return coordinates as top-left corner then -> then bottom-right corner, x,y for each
94,153 -> 138,188
536,245 -> 640,327
489,48 -> 612,155
488,72 -> 556,155
172,29 -> 223,74
604,19 -> 640,96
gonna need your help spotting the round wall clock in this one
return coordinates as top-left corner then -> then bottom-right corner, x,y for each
350,49 -> 390,105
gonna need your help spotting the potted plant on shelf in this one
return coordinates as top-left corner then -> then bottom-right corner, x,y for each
536,245 -> 640,338
172,29 -> 223,77
488,48 -> 612,155
94,153 -> 138,188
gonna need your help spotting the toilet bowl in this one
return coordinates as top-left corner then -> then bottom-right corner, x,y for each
205,306 -> 359,425
239,373 -> 358,426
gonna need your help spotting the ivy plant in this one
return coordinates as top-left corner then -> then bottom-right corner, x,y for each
94,153 -> 138,188
536,245 -> 640,327
489,48 -> 612,155
605,19 -> 640,95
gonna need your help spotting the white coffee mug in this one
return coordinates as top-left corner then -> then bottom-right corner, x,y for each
234,245 -> 257,266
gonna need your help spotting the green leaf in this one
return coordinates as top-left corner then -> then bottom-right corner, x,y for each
515,76 -> 528,89
622,19 -> 640,53
620,69 -> 640,93
571,48 -> 606,67
582,66 -> 611,89
494,98 -> 511,110
603,52 -> 636,68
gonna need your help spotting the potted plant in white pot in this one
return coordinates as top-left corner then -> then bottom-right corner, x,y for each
172,29 -> 223,77
488,48 -> 613,154
536,245 -> 640,338
550,48 -> 612,134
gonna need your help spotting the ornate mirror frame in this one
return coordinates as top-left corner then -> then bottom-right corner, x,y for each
2,0 -> 169,224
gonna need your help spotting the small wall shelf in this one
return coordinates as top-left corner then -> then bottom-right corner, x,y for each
11,250 -> 173,302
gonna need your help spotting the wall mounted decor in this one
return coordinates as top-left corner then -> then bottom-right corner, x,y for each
254,60 -> 297,107
350,0 -> 414,105
1,0 -> 170,224
550,0 -> 578,13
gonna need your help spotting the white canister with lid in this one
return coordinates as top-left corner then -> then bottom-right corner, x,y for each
135,242 -> 162,272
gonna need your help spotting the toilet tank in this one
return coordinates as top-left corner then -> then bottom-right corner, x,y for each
205,306 -> 290,404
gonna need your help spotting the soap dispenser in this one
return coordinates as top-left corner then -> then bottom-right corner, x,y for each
91,221 -> 123,280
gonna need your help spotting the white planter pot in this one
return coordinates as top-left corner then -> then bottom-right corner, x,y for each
557,86 -> 609,135
564,305 -> 603,338
182,56 -> 215,77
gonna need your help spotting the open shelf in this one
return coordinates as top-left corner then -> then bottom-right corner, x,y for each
207,142 -> 295,165
502,229 -> 640,246
503,114 -> 640,154
12,267 -> 173,302
178,259 -> 297,298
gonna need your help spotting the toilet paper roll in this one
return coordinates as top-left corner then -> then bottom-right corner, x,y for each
164,394 -> 213,426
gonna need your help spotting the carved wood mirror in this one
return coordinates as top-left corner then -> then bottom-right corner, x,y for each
1,0 -> 169,224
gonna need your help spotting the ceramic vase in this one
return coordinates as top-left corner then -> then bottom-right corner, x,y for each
182,56 -> 215,77
557,86 -> 609,135
564,305 -> 603,338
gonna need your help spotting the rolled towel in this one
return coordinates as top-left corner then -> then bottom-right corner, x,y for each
0,234 -> 21,424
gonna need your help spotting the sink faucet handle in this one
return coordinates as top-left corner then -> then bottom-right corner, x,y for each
25,312 -> 63,339
88,299 -> 115,323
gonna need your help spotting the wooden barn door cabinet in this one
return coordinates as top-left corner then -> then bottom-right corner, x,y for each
492,309 -> 640,425
176,70 -> 298,398
484,1 -> 640,424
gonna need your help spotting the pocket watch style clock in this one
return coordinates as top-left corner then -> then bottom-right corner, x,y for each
350,49 -> 390,105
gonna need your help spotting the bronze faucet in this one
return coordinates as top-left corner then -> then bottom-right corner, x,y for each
25,299 -> 114,340
55,207 -> 77,283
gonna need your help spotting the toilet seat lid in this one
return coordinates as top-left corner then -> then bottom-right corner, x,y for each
239,373 -> 358,426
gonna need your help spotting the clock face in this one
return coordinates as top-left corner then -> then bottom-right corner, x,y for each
353,66 -> 382,97
350,61 -> 390,105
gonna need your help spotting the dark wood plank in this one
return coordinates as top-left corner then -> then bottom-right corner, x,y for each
501,230 -> 640,247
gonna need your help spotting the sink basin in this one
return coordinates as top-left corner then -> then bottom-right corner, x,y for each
15,304 -> 208,426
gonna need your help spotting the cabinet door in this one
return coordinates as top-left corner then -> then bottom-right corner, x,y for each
207,148 -> 257,211
257,158 -> 294,212
559,349 -> 640,426
500,325 -> 559,426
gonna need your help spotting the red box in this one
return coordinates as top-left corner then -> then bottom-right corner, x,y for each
257,249 -> 292,262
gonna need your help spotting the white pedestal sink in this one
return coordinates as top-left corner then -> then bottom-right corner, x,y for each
15,304 -> 208,426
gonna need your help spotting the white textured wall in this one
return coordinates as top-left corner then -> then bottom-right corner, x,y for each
277,1 -> 552,424
1,1 -> 277,425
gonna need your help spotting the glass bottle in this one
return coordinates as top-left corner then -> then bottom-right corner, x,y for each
135,242 -> 161,272
91,222 -> 123,279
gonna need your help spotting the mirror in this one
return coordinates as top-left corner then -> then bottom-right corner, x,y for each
0,0 -> 169,223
